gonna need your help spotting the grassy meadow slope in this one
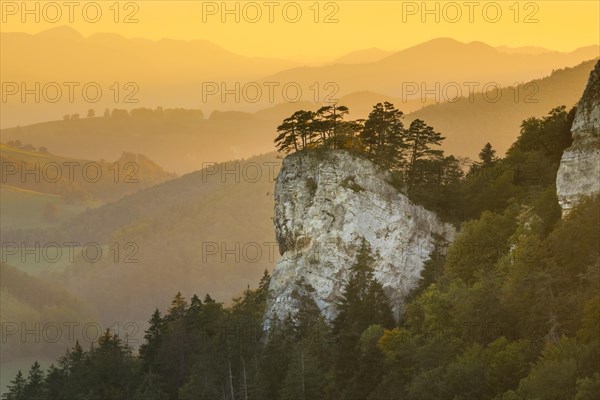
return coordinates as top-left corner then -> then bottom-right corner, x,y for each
1,112 -> 275,175
0,142 -> 175,230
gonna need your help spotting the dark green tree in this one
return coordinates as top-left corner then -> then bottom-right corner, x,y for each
313,104 -> 350,148
360,102 -> 406,169
279,348 -> 325,400
275,110 -> 315,153
84,330 -> 136,399
508,106 -> 574,163
404,119 -> 445,189
44,364 -> 65,400
23,361 -> 45,400
2,370 -> 26,400
166,292 -> 188,321
468,142 -> 498,177
479,142 -> 498,167
331,239 -> 395,398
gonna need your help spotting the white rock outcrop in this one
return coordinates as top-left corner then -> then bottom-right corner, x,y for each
265,150 -> 455,324
556,61 -> 600,215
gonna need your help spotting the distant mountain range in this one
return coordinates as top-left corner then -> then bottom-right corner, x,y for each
263,38 -> 598,103
0,26 -> 298,127
1,27 -> 597,127
332,48 -> 394,64
330,43 -> 566,65
2,60 -> 596,173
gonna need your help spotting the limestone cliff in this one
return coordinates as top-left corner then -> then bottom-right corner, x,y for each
265,150 -> 455,324
556,61 -> 600,215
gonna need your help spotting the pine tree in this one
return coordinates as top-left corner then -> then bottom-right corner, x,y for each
404,119 -> 445,189
63,340 -> 85,374
314,104 -> 350,148
255,316 -> 295,399
204,293 -> 215,304
350,325 -> 388,399
186,294 -> 203,325
87,329 -> 134,398
360,102 -> 405,169
189,294 -> 203,314
275,110 -> 315,153
337,119 -> 365,151
256,269 -> 271,306
57,341 -> 88,398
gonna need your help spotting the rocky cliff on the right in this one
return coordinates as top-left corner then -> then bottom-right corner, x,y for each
556,60 -> 600,216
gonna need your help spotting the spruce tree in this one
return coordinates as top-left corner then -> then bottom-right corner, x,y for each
332,239 -> 395,398
23,361 -> 45,400
44,364 -> 65,400
479,142 -> 497,167
2,370 -> 26,400
139,309 -> 165,371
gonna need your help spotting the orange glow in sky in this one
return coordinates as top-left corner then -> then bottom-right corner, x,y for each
1,1 -> 598,59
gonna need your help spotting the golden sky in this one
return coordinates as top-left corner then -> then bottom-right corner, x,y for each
1,0 -> 599,59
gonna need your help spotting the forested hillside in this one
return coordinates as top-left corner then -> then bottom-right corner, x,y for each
4,103 -> 598,399
2,153 -> 281,327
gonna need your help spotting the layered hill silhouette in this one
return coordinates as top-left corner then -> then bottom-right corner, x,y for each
262,38 -> 598,102
7,154 -> 281,327
1,109 -> 276,174
407,59 -> 598,158
332,47 -> 394,64
0,27 -> 298,127
2,28 -> 597,127
331,43 -> 567,65
3,60 -> 596,174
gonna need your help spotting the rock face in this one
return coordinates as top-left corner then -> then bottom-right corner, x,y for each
556,60 -> 600,215
265,150 -> 455,324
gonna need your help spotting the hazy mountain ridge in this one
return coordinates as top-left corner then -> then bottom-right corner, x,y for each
2,28 -> 597,127
3,61 -> 595,174
0,26 -> 299,127
1,154 -> 282,326
262,38 -> 599,101
407,59 -> 598,158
